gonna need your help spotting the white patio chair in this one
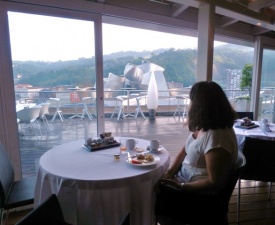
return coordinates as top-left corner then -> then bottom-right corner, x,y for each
38,103 -> 50,132
17,105 -> 42,140
173,95 -> 189,119
49,98 -> 64,122
135,95 -> 146,119
110,96 -> 125,120
81,97 -> 96,120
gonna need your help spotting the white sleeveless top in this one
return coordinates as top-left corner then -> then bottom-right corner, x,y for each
178,128 -> 238,182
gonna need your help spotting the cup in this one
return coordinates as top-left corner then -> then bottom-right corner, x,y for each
261,118 -> 268,125
236,120 -> 243,126
126,139 -> 138,150
261,123 -> 271,132
119,138 -> 127,155
150,139 -> 160,152
103,136 -> 114,144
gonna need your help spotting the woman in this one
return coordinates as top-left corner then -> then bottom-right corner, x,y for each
155,81 -> 239,225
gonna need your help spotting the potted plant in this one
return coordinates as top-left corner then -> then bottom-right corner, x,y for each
235,64 -> 253,111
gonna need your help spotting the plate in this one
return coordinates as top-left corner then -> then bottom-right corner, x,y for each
134,147 -> 145,152
126,155 -> 160,166
146,146 -> 163,152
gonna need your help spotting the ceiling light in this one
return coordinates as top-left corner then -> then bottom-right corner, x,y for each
256,22 -> 262,26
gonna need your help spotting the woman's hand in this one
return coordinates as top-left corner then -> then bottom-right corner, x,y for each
162,170 -> 174,179
160,178 -> 183,190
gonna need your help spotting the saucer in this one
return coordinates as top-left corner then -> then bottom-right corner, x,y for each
146,146 -> 163,152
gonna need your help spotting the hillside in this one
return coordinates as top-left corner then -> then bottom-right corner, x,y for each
14,44 -> 257,88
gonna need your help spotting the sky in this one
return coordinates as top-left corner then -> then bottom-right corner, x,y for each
7,12 -> 225,62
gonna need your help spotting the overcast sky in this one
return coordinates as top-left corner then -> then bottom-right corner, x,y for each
8,12 -> 225,62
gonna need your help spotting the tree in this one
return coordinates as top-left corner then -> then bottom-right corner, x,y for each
240,64 -> 253,95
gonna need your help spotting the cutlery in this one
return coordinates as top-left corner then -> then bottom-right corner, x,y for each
127,153 -> 137,159
127,152 -> 132,162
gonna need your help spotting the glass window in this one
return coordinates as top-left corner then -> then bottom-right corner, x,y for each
8,12 -> 96,178
259,48 -> 275,122
102,23 -> 198,118
213,43 -> 254,112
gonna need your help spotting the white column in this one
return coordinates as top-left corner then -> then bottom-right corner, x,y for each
251,36 -> 263,120
197,1 -> 215,82
94,16 -> 105,135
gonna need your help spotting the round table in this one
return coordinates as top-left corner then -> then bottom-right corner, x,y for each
234,121 -> 275,151
34,137 -> 170,225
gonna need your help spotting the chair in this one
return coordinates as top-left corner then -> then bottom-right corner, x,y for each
0,142 -> 36,225
134,95 -> 146,119
15,194 -> 72,225
236,111 -> 254,120
17,105 -> 42,140
118,212 -> 130,225
49,98 -> 64,122
38,103 -> 50,132
237,137 -> 275,224
110,96 -> 125,120
155,151 -> 245,225
173,95 -> 189,119
81,97 -> 96,120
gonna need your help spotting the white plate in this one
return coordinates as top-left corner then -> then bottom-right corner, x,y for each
126,155 -> 160,166
146,146 -> 163,152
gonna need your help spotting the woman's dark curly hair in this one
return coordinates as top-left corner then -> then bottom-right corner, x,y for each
187,81 -> 238,132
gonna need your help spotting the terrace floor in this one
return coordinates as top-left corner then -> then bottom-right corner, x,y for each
8,115 -> 275,225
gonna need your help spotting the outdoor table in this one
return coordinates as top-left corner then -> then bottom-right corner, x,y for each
16,103 -> 36,112
68,87 -> 82,119
120,88 -> 137,118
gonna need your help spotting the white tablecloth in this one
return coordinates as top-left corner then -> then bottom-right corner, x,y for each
34,137 -> 170,225
234,122 -> 275,151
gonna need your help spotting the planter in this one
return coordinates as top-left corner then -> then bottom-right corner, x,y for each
148,109 -> 156,119
235,100 -> 251,112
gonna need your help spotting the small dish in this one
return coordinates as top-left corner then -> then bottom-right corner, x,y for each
134,147 -> 144,152
146,146 -> 163,152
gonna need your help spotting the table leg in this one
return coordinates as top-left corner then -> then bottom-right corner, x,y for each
122,90 -> 135,118
69,91 -> 82,119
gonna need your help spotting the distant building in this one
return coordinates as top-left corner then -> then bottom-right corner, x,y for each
167,82 -> 183,89
225,69 -> 241,98
14,85 -> 43,102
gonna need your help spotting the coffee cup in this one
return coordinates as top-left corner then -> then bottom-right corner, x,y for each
150,140 -> 160,151
261,123 -> 271,132
126,139 -> 138,150
103,137 -> 114,144
236,120 -> 243,126
261,118 -> 268,125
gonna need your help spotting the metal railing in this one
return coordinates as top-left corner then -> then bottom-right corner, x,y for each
15,87 -> 275,119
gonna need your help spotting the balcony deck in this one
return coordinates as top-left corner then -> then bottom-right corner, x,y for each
9,113 -> 275,225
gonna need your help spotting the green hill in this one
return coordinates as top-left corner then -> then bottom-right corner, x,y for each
14,44 -> 255,88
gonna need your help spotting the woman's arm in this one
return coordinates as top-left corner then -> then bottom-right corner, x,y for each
162,145 -> 187,179
161,147 -> 233,193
